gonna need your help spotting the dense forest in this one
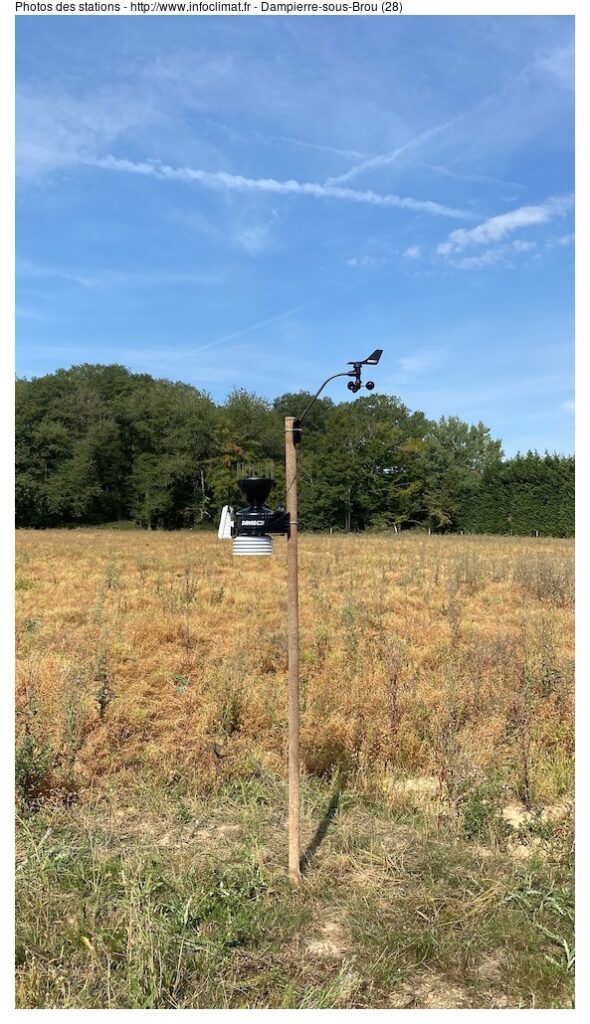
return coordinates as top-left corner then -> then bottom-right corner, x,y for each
15,364 -> 574,536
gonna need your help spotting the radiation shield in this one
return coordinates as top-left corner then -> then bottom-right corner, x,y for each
232,535 -> 273,556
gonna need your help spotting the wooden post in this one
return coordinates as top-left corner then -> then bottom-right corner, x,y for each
285,416 -> 301,886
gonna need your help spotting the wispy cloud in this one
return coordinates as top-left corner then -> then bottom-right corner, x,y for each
445,250 -> 505,271
325,114 -> 464,186
232,211 -> 280,255
17,258 -> 97,288
176,300 -> 319,360
403,246 -> 422,260
16,82 -> 161,180
17,258 -> 225,290
206,119 -> 372,162
398,350 -> 446,375
417,161 -> 523,191
271,134 -> 371,162
437,195 -> 573,255
537,44 -> 574,91
545,232 -> 575,249
16,306 -> 51,322
345,255 -> 383,268
325,78 -> 516,189
92,155 -> 472,220
441,239 -> 540,272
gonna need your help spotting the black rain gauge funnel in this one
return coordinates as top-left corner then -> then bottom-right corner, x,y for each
237,463 -> 274,509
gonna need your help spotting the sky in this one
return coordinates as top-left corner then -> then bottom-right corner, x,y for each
15,14 -> 574,457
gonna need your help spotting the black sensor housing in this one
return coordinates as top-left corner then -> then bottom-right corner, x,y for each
232,474 -> 290,538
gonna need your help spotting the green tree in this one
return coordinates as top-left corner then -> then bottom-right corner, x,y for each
295,394 -> 428,531
120,377 -> 218,528
460,451 -> 574,537
421,417 -> 503,531
14,364 -> 573,537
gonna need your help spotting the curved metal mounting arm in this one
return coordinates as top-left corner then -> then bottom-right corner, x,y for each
297,370 -> 356,425
294,368 -> 366,445
292,350 -> 382,445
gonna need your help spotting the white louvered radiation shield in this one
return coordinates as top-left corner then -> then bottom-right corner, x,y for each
232,536 -> 273,556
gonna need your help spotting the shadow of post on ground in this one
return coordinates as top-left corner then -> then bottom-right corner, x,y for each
299,769 -> 348,875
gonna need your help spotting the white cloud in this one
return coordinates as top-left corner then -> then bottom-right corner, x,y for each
17,258 -> 225,290
325,113 -> 464,186
178,300 -> 319,360
398,350 -> 446,374
511,240 -> 537,253
418,161 -> 523,191
17,258 -> 98,288
545,232 -> 575,249
325,75 -> 537,189
441,238 -> 537,271
403,246 -> 421,260
16,83 -> 162,180
537,44 -> 574,91
92,155 -> 471,220
232,211 -> 280,255
16,306 -> 51,322
345,255 -> 381,268
447,250 -> 504,270
437,195 -> 573,255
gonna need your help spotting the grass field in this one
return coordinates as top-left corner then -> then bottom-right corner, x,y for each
15,530 -> 574,1008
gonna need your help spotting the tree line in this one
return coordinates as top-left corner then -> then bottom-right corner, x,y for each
15,363 -> 574,537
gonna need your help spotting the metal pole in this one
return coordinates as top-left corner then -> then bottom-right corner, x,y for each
285,416 -> 301,886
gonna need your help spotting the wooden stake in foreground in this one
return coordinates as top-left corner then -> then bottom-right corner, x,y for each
281,355 -> 383,887
218,354 -> 381,886
285,415 -> 301,887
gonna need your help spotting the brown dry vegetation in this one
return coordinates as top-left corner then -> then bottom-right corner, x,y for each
15,530 -> 574,1008
16,530 -> 573,804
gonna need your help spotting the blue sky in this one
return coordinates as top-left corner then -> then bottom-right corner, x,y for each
16,14 -> 574,456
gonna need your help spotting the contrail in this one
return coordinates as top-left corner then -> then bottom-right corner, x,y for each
92,155 -> 472,220
326,84 -> 507,188
171,300 -> 319,361
325,115 -> 462,187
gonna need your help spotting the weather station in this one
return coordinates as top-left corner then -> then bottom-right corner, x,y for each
218,462 -> 289,556
218,349 -> 383,885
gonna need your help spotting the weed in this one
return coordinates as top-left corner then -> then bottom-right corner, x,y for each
171,675 -> 192,695
16,575 -> 35,591
217,689 -> 243,738
16,734 -> 53,808
459,778 -> 506,841
104,561 -> 120,591
93,653 -> 114,720
514,555 -> 574,607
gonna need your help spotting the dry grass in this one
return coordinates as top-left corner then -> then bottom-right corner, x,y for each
15,529 -> 574,1008
16,530 -> 574,806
